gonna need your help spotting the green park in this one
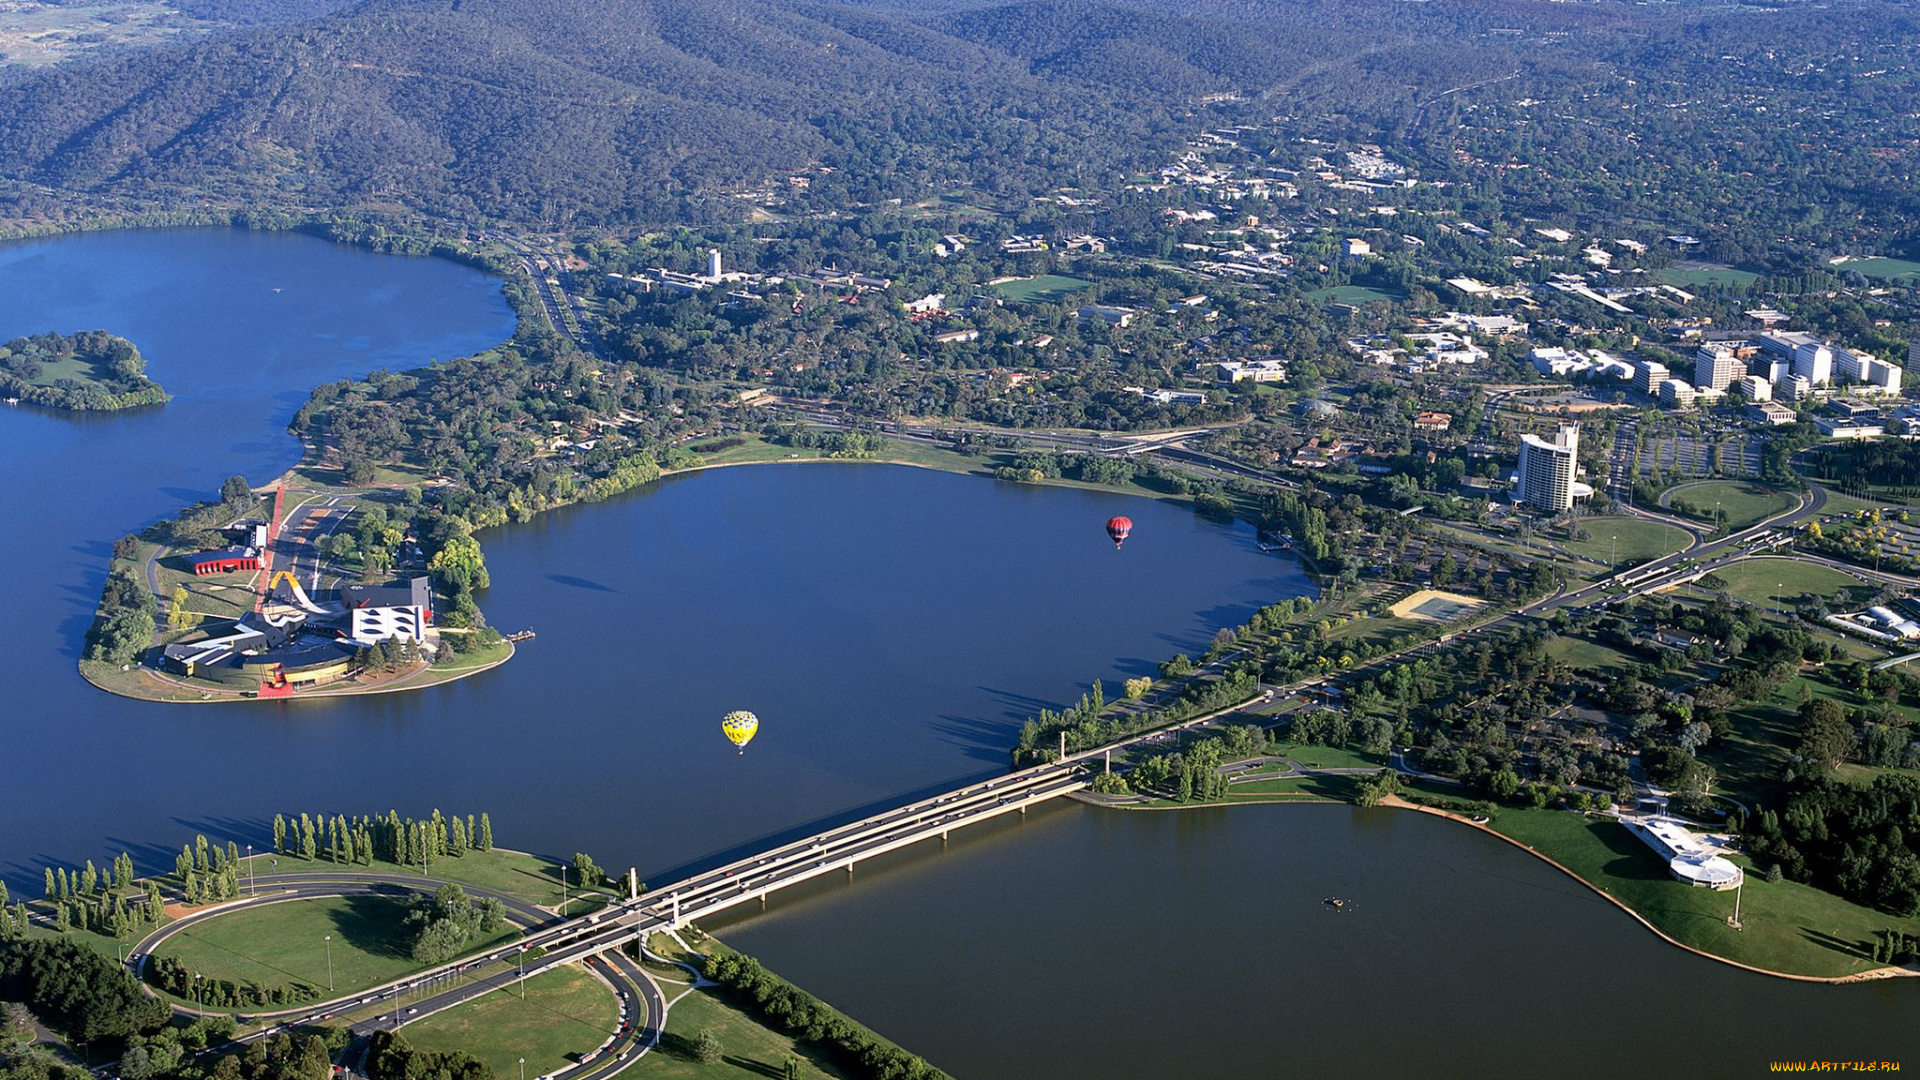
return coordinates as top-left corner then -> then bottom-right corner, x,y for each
1559,516 -> 1693,569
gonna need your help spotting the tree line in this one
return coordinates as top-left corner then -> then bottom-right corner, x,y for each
703,949 -> 949,1080
0,331 -> 166,412
271,809 -> 493,869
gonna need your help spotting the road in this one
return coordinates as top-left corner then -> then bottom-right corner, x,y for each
317,478 -> 1835,1035
273,494 -> 355,595
125,870 -> 661,1080
494,235 -> 608,362
118,477 -> 1847,1075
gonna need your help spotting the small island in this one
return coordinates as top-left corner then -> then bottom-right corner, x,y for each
0,329 -> 169,411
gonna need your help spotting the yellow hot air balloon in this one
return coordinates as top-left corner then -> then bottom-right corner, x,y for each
721,710 -> 759,755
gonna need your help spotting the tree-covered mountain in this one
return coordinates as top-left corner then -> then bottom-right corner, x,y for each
0,0 -> 1600,228
0,0 -> 1912,235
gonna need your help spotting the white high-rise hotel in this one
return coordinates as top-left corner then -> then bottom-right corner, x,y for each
1517,424 -> 1581,513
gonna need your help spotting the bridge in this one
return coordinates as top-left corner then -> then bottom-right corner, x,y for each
172,485 -> 1853,1064
300,712 -> 1246,1049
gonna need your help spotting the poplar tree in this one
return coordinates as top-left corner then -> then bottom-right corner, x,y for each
274,814 -> 287,853
477,813 -> 493,852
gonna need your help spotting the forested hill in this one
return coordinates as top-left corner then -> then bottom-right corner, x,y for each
0,0 -> 1607,228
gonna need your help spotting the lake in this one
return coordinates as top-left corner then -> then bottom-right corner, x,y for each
5,228 -> 1907,1077
0,227 -> 1306,889
706,802 -> 1920,1079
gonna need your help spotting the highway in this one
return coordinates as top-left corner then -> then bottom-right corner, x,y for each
246,693 -> 1292,1051
119,473 -> 1851,1076
251,478 -> 1839,1040
127,871 -> 660,1080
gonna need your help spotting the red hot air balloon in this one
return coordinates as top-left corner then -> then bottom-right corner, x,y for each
1106,516 -> 1133,549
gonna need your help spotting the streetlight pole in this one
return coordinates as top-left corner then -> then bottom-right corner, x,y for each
520,1060 -> 526,1080
247,844 -> 254,896
519,944 -> 528,1000
325,935 -> 334,992
561,865 -> 568,915
1729,876 -> 1744,930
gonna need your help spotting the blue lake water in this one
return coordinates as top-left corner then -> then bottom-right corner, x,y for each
7,227 -> 1908,1077
0,227 -> 1306,889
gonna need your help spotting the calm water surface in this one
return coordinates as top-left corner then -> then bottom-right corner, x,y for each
6,229 -> 1907,1079
708,803 -> 1920,1079
0,228 -> 1305,889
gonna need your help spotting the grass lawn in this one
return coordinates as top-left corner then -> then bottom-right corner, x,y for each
1305,284 -> 1406,305
641,986 -> 850,1080
1832,256 -> 1920,284
1273,743 -> 1387,770
13,351 -> 104,387
1485,807 -> 1920,978
637,935 -> 855,1080
1224,774 -> 1360,800
1696,667 -> 1920,813
987,274 -> 1093,304
682,435 -> 1191,507
1816,489 -> 1915,515
1696,559 -> 1864,608
1320,616 -> 1413,651
151,563 -> 259,623
1660,481 -> 1797,531
1657,265 -> 1761,289
427,636 -> 516,675
1429,522 -> 1584,572
150,895 -> 518,1004
255,847 -> 616,910
1542,634 -> 1646,677
1560,516 -> 1692,569
1131,772 -> 1361,807
400,965 -> 621,1077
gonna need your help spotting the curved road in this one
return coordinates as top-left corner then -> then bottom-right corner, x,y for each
125,870 -> 664,1079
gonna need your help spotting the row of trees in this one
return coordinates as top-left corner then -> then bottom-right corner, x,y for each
1012,667 -> 1262,767
145,955 -> 317,1011
703,951 -> 948,1080
364,1030 -> 489,1080
271,809 -> 493,868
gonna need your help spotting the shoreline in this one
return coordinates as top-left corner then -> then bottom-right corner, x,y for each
1378,796 -> 1916,985
78,639 -> 515,705
1093,787 -> 1915,985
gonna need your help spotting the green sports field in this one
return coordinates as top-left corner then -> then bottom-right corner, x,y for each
987,275 -> 1092,304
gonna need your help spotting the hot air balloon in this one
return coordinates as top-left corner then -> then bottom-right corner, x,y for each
1105,516 -> 1133,549
721,710 -> 760,755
